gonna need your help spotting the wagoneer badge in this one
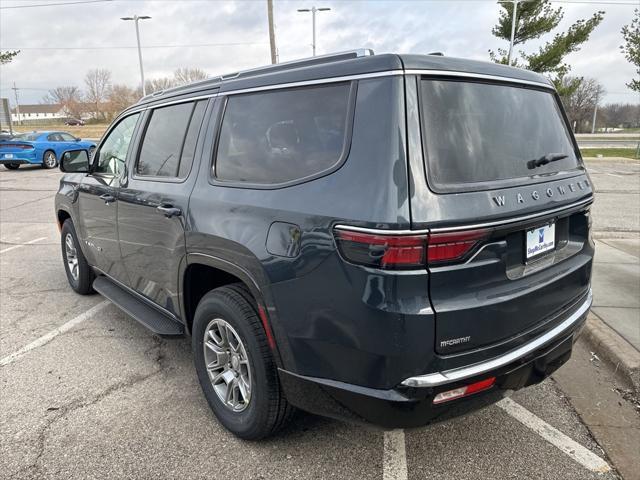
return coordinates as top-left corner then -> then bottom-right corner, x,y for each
492,179 -> 590,207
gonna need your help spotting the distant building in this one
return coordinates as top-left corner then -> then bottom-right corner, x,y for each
11,104 -> 66,124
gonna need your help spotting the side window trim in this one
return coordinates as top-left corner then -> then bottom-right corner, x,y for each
92,111 -> 143,178
209,81 -> 358,190
130,99 -> 210,183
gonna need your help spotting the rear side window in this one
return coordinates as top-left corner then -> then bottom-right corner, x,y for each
215,82 -> 352,185
136,100 -> 207,178
420,80 -> 580,192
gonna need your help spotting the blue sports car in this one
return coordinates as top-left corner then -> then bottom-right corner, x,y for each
0,131 -> 96,170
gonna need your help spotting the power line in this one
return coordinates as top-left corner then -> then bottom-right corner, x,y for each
0,0 -> 112,9
2,42 -> 268,51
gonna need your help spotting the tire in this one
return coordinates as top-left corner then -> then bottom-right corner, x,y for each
60,219 -> 94,294
3,163 -> 20,170
192,283 -> 294,439
42,150 -> 57,169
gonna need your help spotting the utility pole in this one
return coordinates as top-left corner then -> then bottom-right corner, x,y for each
591,90 -> 599,134
121,15 -> 151,96
507,0 -> 519,66
11,82 -> 21,125
297,6 -> 331,56
267,0 -> 277,64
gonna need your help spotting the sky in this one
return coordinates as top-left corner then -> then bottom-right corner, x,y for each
0,0 -> 638,106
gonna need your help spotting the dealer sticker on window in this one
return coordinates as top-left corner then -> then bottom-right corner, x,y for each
526,223 -> 555,259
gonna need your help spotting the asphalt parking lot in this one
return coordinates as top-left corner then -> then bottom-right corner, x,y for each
0,161 -> 637,480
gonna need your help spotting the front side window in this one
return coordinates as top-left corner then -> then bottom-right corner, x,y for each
136,101 -> 206,178
215,82 -> 352,185
94,113 -> 140,175
420,79 -> 580,192
60,133 -> 77,142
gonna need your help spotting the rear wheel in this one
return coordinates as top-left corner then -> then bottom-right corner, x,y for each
192,284 -> 294,439
61,219 -> 94,294
3,163 -> 20,170
42,150 -> 57,169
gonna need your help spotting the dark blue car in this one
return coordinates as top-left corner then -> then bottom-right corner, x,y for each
0,131 -> 96,170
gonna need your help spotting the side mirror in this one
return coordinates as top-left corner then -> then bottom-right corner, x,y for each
75,137 -> 81,142
60,149 -> 90,173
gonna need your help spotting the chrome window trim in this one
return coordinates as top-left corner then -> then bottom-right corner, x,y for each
405,69 -> 553,89
221,70 -> 404,96
401,289 -> 592,388
334,197 -> 592,236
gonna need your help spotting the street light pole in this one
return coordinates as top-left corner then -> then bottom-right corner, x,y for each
297,6 -> 331,56
121,14 -> 151,96
507,0 -> 518,66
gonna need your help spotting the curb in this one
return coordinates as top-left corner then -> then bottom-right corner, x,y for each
582,312 -> 640,394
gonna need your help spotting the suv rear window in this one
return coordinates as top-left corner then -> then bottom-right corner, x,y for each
420,79 -> 580,192
215,82 -> 352,185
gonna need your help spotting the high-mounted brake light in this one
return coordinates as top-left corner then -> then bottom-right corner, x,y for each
433,377 -> 496,404
334,226 -> 490,269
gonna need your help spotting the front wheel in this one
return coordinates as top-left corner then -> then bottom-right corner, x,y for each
42,150 -> 57,169
60,220 -> 94,294
192,284 -> 294,439
3,163 -> 20,170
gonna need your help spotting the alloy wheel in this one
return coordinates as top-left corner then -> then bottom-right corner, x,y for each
203,318 -> 252,412
64,233 -> 79,281
44,152 -> 57,168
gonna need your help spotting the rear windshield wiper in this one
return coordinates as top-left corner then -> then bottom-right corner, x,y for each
527,153 -> 569,170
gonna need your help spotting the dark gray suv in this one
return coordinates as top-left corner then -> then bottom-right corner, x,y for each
55,50 -> 594,439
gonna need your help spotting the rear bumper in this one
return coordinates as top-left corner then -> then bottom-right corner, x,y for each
0,153 -> 39,164
279,289 -> 590,428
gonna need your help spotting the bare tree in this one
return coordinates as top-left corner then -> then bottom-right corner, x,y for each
557,76 -> 605,133
173,67 -> 208,86
142,77 -> 175,95
84,68 -> 112,120
599,103 -> 640,129
107,84 -> 139,119
44,86 -> 83,118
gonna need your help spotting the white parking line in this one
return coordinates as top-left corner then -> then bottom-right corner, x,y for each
0,300 -> 110,367
497,397 -> 611,473
383,429 -> 407,480
606,173 -> 623,178
0,236 -> 47,254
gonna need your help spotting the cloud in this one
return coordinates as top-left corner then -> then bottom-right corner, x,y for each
0,0 -> 637,105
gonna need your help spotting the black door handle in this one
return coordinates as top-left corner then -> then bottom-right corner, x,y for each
157,205 -> 182,218
99,193 -> 115,204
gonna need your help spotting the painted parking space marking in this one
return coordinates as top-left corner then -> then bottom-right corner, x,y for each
0,300 -> 110,367
383,429 -> 407,480
0,236 -> 47,254
497,397 -> 611,473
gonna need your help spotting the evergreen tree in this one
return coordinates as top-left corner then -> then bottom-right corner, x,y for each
621,9 -> 640,93
490,0 -> 604,85
0,50 -> 19,65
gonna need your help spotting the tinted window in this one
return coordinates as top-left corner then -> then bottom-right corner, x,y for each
215,83 -> 351,185
420,80 -> 580,191
16,133 -> 40,141
95,113 -> 140,175
136,101 -> 205,178
60,133 -> 76,141
179,101 -> 207,178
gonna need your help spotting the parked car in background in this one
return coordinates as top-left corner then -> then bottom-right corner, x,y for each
54,50 -> 594,439
64,118 -> 86,126
0,131 -> 96,170
0,130 -> 15,142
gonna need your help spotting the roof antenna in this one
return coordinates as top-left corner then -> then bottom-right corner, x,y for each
428,51 -> 444,56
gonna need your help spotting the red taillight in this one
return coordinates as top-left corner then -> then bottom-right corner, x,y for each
334,227 -> 489,269
433,377 -> 496,404
334,229 -> 427,270
427,229 -> 489,264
